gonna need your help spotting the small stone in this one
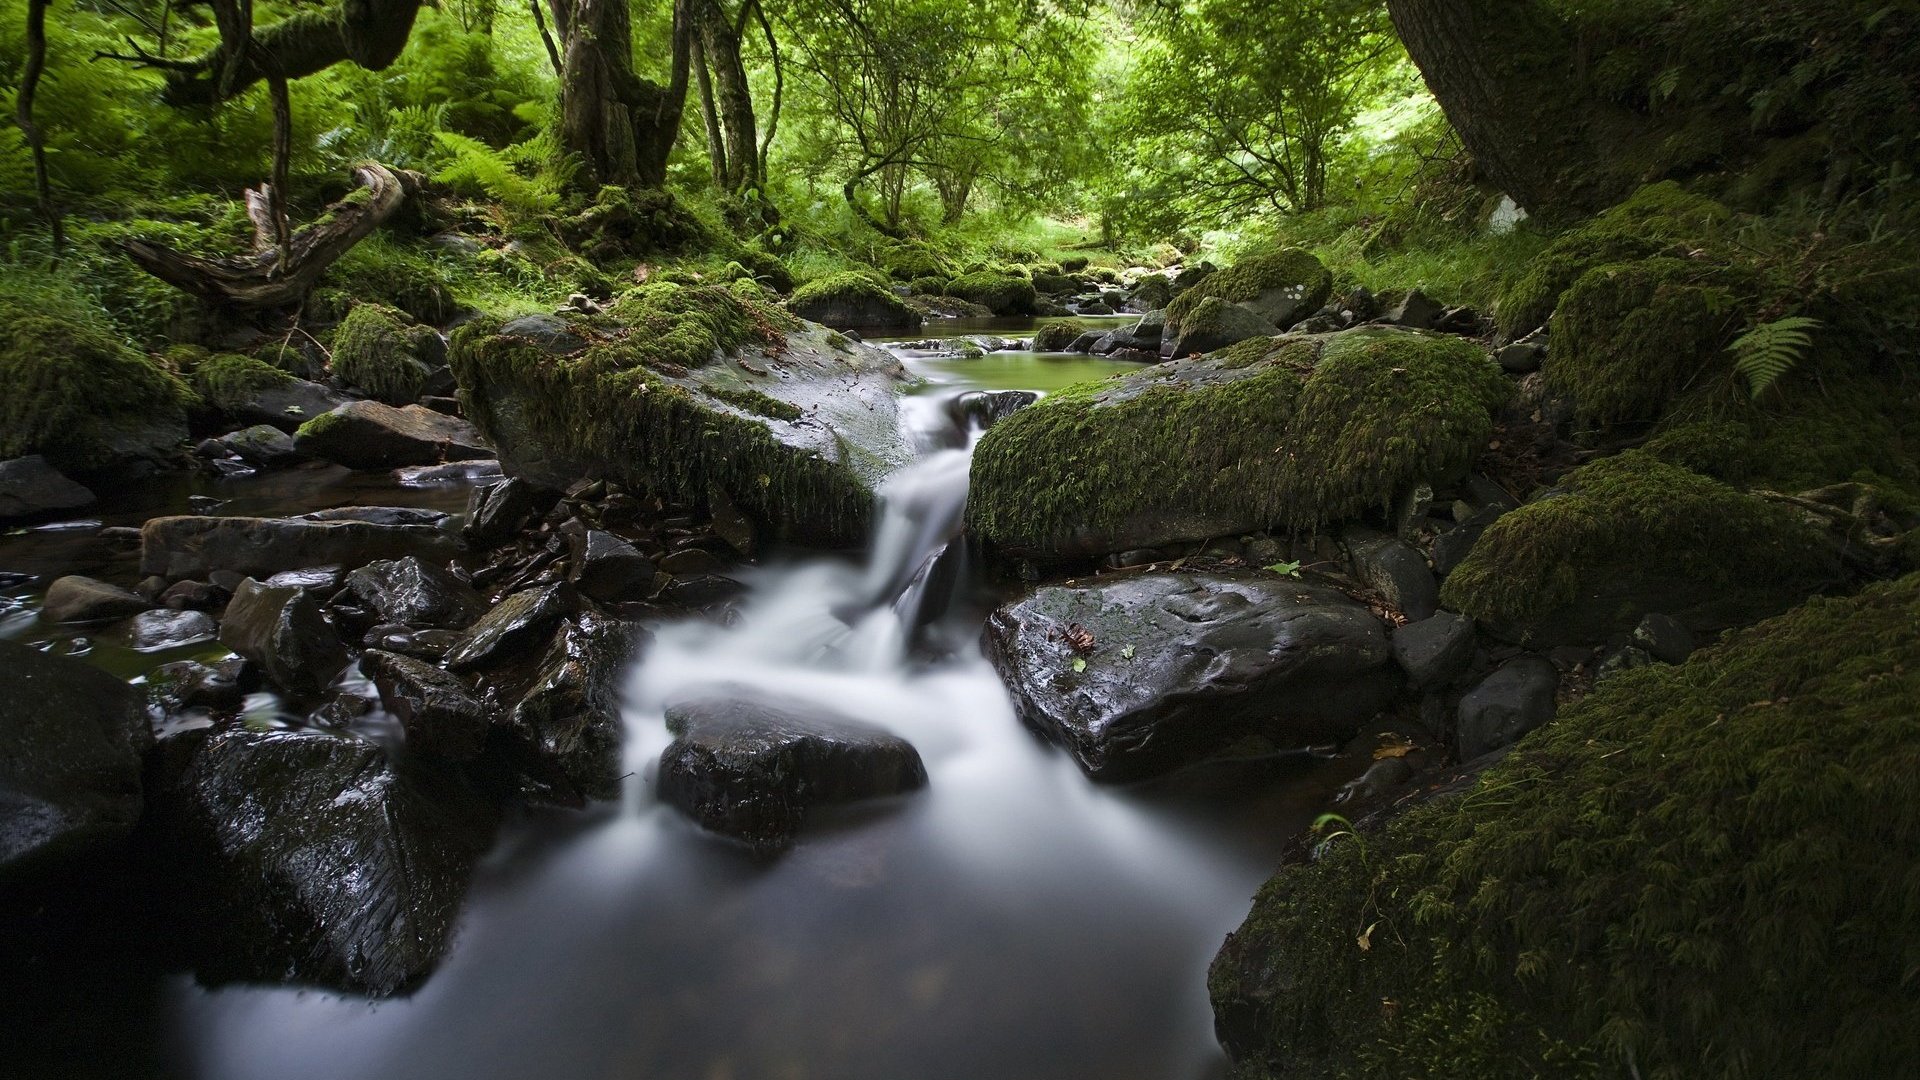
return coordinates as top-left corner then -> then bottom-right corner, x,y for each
360,624 -> 463,661
1631,612 -> 1696,665
42,575 -> 151,624
218,579 -> 349,697
360,650 -> 488,761
657,574 -> 747,606
445,584 -> 574,672
1596,645 -> 1655,682
463,477 -> 561,546
218,425 -> 303,469
658,548 -> 727,576
160,579 -> 227,611
1347,532 -> 1440,621
1382,288 -> 1443,330
345,556 -> 486,631
567,529 -> 656,602
1495,341 -> 1545,374
119,608 -> 219,651
1391,612 -> 1476,690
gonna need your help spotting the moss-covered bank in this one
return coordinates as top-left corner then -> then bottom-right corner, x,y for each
967,327 -> 1511,557
1211,571 -> 1920,1079
330,304 -> 442,405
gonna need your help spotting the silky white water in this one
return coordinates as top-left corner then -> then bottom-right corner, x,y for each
159,322 -> 1354,1080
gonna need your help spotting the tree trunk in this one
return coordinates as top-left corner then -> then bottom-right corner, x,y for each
158,0 -> 427,106
555,0 -> 694,189
695,0 -> 761,194
1386,0 -> 1626,219
692,35 -> 730,189
16,0 -> 62,250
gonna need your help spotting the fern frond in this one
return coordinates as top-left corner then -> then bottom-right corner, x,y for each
1728,315 -> 1820,397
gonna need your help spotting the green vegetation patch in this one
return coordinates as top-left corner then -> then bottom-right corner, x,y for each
967,327 -> 1510,556
1440,450 -> 1836,642
330,304 -> 441,405
0,292 -> 192,470
787,272 -> 916,325
1546,257 -> 1749,426
1164,246 -> 1332,331
943,270 -> 1039,315
1211,571 -> 1920,1079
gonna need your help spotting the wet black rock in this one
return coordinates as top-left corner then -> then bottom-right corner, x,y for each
1456,655 -> 1559,759
445,583 -> 574,672
147,658 -> 251,716
262,565 -> 347,593
221,377 -> 350,433
218,579 -> 349,697
361,624 -> 464,661
1346,532 -> 1440,621
1430,506 -> 1506,580
463,477 -> 562,546
657,573 -> 747,606
0,455 -> 95,523
118,608 -> 219,651
492,613 -> 646,803
566,529 -> 656,603
293,401 -> 491,469
345,556 -> 486,631
41,575 -> 150,624
142,515 -> 459,582
947,390 -> 1038,433
301,506 -> 451,528
657,547 -> 727,576
657,695 -> 927,849
0,640 -> 150,875
172,727 -> 495,994
984,573 -> 1398,781
1391,611 -> 1476,691
394,459 -> 504,485
159,579 -> 227,611
360,649 -> 488,760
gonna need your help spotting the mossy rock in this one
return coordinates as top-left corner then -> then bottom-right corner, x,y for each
1545,257 -> 1751,426
191,353 -> 296,413
0,298 -> 191,471
1211,571 -> 1920,1079
1163,247 -> 1331,334
878,243 -> 950,282
330,304 -> 444,405
787,272 -> 921,333
450,282 -> 917,548
555,185 -> 707,264
1030,271 -> 1082,295
1495,181 -> 1731,338
1440,450 -> 1839,645
967,327 -> 1512,558
907,275 -> 949,296
323,239 -> 459,326
944,271 -> 1039,316
1031,322 -> 1083,352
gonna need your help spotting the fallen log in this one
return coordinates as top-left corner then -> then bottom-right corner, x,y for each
122,163 -> 415,310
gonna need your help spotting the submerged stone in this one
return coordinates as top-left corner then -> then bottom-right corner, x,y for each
293,401 -> 491,469
984,573 -> 1397,780
141,515 -> 458,582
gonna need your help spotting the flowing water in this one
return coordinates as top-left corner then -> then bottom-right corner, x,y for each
5,318 -> 1371,1080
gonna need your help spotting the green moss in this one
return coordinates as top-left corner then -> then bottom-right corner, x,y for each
788,272 -> 915,325
967,328 -> 1511,555
907,275 -> 948,295
324,237 -> 459,325
944,270 -> 1038,316
329,304 -> 439,405
1031,322 -> 1083,352
0,294 -> 192,469
1164,246 -> 1331,331
878,243 -> 951,281
450,283 -> 875,544
293,408 -> 348,442
192,353 -> 296,413
1214,335 -> 1284,369
1495,182 -> 1732,338
1545,257 -> 1749,426
1212,572 -> 1920,1079
1440,450 -> 1835,640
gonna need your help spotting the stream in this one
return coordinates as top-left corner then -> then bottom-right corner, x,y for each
4,316 -> 1372,1080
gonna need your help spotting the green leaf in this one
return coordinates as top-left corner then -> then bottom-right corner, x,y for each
1120,644 -> 1136,660
1730,315 -> 1821,397
1071,657 -> 1087,673
1265,560 -> 1302,577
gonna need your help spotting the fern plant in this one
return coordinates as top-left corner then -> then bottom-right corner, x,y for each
1728,315 -> 1820,397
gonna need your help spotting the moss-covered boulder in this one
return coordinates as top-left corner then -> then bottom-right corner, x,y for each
944,270 -> 1039,316
0,298 -> 191,472
1441,450 -> 1839,645
330,304 -> 444,405
1031,321 -> 1083,352
1210,572 -> 1920,1079
878,242 -> 951,282
451,282 -> 917,548
787,272 -> 922,333
188,353 -> 349,433
1495,181 -> 1731,339
967,327 -> 1512,558
1163,247 -> 1331,340
1163,296 -> 1281,357
1545,257 -> 1750,426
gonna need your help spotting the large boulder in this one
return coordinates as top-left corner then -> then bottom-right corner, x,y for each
293,401 -> 490,469
968,327 -> 1512,558
657,695 -> 928,849
983,573 -> 1397,780
141,514 -> 458,581
1209,573 -> 1920,1078
1441,451 -> 1842,645
488,612 -> 644,803
360,649 -> 488,761
0,298 -> 190,471
172,727 -> 495,994
329,303 -> 443,405
218,578 -> 349,697
1162,247 -> 1330,342
943,270 -> 1038,316
1160,297 -> 1278,357
450,282 -> 916,547
0,640 -> 150,875
41,575 -> 149,624
787,273 -> 921,333
0,455 -> 94,523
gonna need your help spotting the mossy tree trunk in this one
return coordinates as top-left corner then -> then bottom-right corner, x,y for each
551,0 -> 694,190
1386,0 -> 1626,220
693,0 -> 764,195
149,0 -> 428,106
